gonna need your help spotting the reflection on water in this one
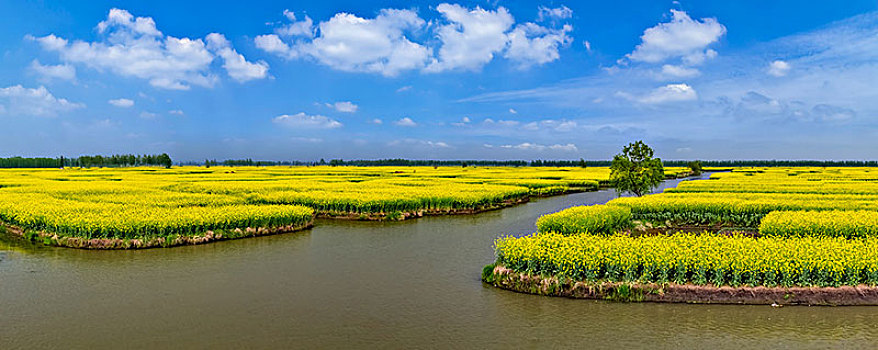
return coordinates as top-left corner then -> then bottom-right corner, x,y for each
2,174 -> 876,349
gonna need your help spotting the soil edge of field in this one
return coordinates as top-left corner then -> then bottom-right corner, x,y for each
484,265 -> 878,306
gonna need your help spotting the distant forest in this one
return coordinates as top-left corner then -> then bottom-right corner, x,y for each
188,158 -> 878,168
1,156 -> 877,169
0,154 -> 172,168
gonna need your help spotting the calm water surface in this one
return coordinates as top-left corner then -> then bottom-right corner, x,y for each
2,175 -> 877,349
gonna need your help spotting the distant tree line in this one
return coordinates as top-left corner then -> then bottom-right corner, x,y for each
4,156 -> 877,169
0,154 -> 173,168
660,160 -> 878,167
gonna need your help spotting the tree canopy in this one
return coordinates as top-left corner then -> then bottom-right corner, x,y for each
610,141 -> 664,197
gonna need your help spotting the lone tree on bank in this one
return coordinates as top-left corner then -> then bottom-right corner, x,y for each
610,141 -> 664,197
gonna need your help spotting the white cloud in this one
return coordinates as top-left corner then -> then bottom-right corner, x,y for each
767,60 -> 791,77
638,83 -> 697,104
29,60 -> 75,81
626,10 -> 725,65
660,64 -> 700,78
520,119 -> 577,131
483,118 -> 520,127
168,109 -> 184,115
0,85 -> 84,117
277,10 -> 314,38
370,118 -> 383,124
509,108 -> 517,114
108,98 -> 134,107
426,4 -> 514,72
32,8 -> 263,89
260,9 -> 431,76
388,139 -> 450,148
139,111 -> 158,119
451,116 -> 471,126
396,85 -> 412,92
97,8 -> 161,36
394,117 -> 417,126
259,5 -> 573,75
273,112 -> 343,129
537,6 -> 573,22
327,101 -> 358,113
254,34 -> 299,59
291,136 -> 323,143
505,23 -> 573,68
206,33 -> 269,82
500,142 -> 578,152
676,147 -> 692,153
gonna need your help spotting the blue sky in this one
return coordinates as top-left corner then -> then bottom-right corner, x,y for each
0,1 -> 876,161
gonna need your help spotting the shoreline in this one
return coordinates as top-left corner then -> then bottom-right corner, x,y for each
1,220 -> 314,250
485,265 -> 878,306
0,172 -> 696,249
310,184 -> 607,221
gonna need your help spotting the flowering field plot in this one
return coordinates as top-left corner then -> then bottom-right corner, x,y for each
0,166 -> 692,249
489,168 -> 878,295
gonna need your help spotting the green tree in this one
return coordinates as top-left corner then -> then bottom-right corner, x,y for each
578,158 -> 587,168
158,153 -> 173,169
610,141 -> 664,197
688,160 -> 703,176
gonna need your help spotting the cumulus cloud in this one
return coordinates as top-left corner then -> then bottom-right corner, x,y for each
626,10 -> 725,66
0,85 -> 84,117
326,101 -> 358,113
499,142 -> 578,152
258,9 -> 430,76
277,10 -> 315,38
259,4 -> 573,75
205,33 -> 269,82
254,34 -> 298,59
537,6 -> 573,22
370,118 -> 383,124
168,109 -> 184,115
273,112 -> 343,128
394,117 -> 417,126
505,23 -> 573,68
451,116 -> 471,126
767,60 -> 791,77
31,8 -> 265,89
29,60 -> 75,81
108,98 -> 134,107
638,83 -> 697,104
425,4 -> 515,72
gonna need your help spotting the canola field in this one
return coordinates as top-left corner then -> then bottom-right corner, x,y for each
0,166 -> 692,248
494,167 -> 878,287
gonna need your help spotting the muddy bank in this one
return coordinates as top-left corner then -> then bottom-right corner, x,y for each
485,265 -> 878,306
1,220 -> 314,249
310,177 -> 665,222
315,198 -> 532,221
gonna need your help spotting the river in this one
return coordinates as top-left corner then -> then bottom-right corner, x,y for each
2,174 -> 877,349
